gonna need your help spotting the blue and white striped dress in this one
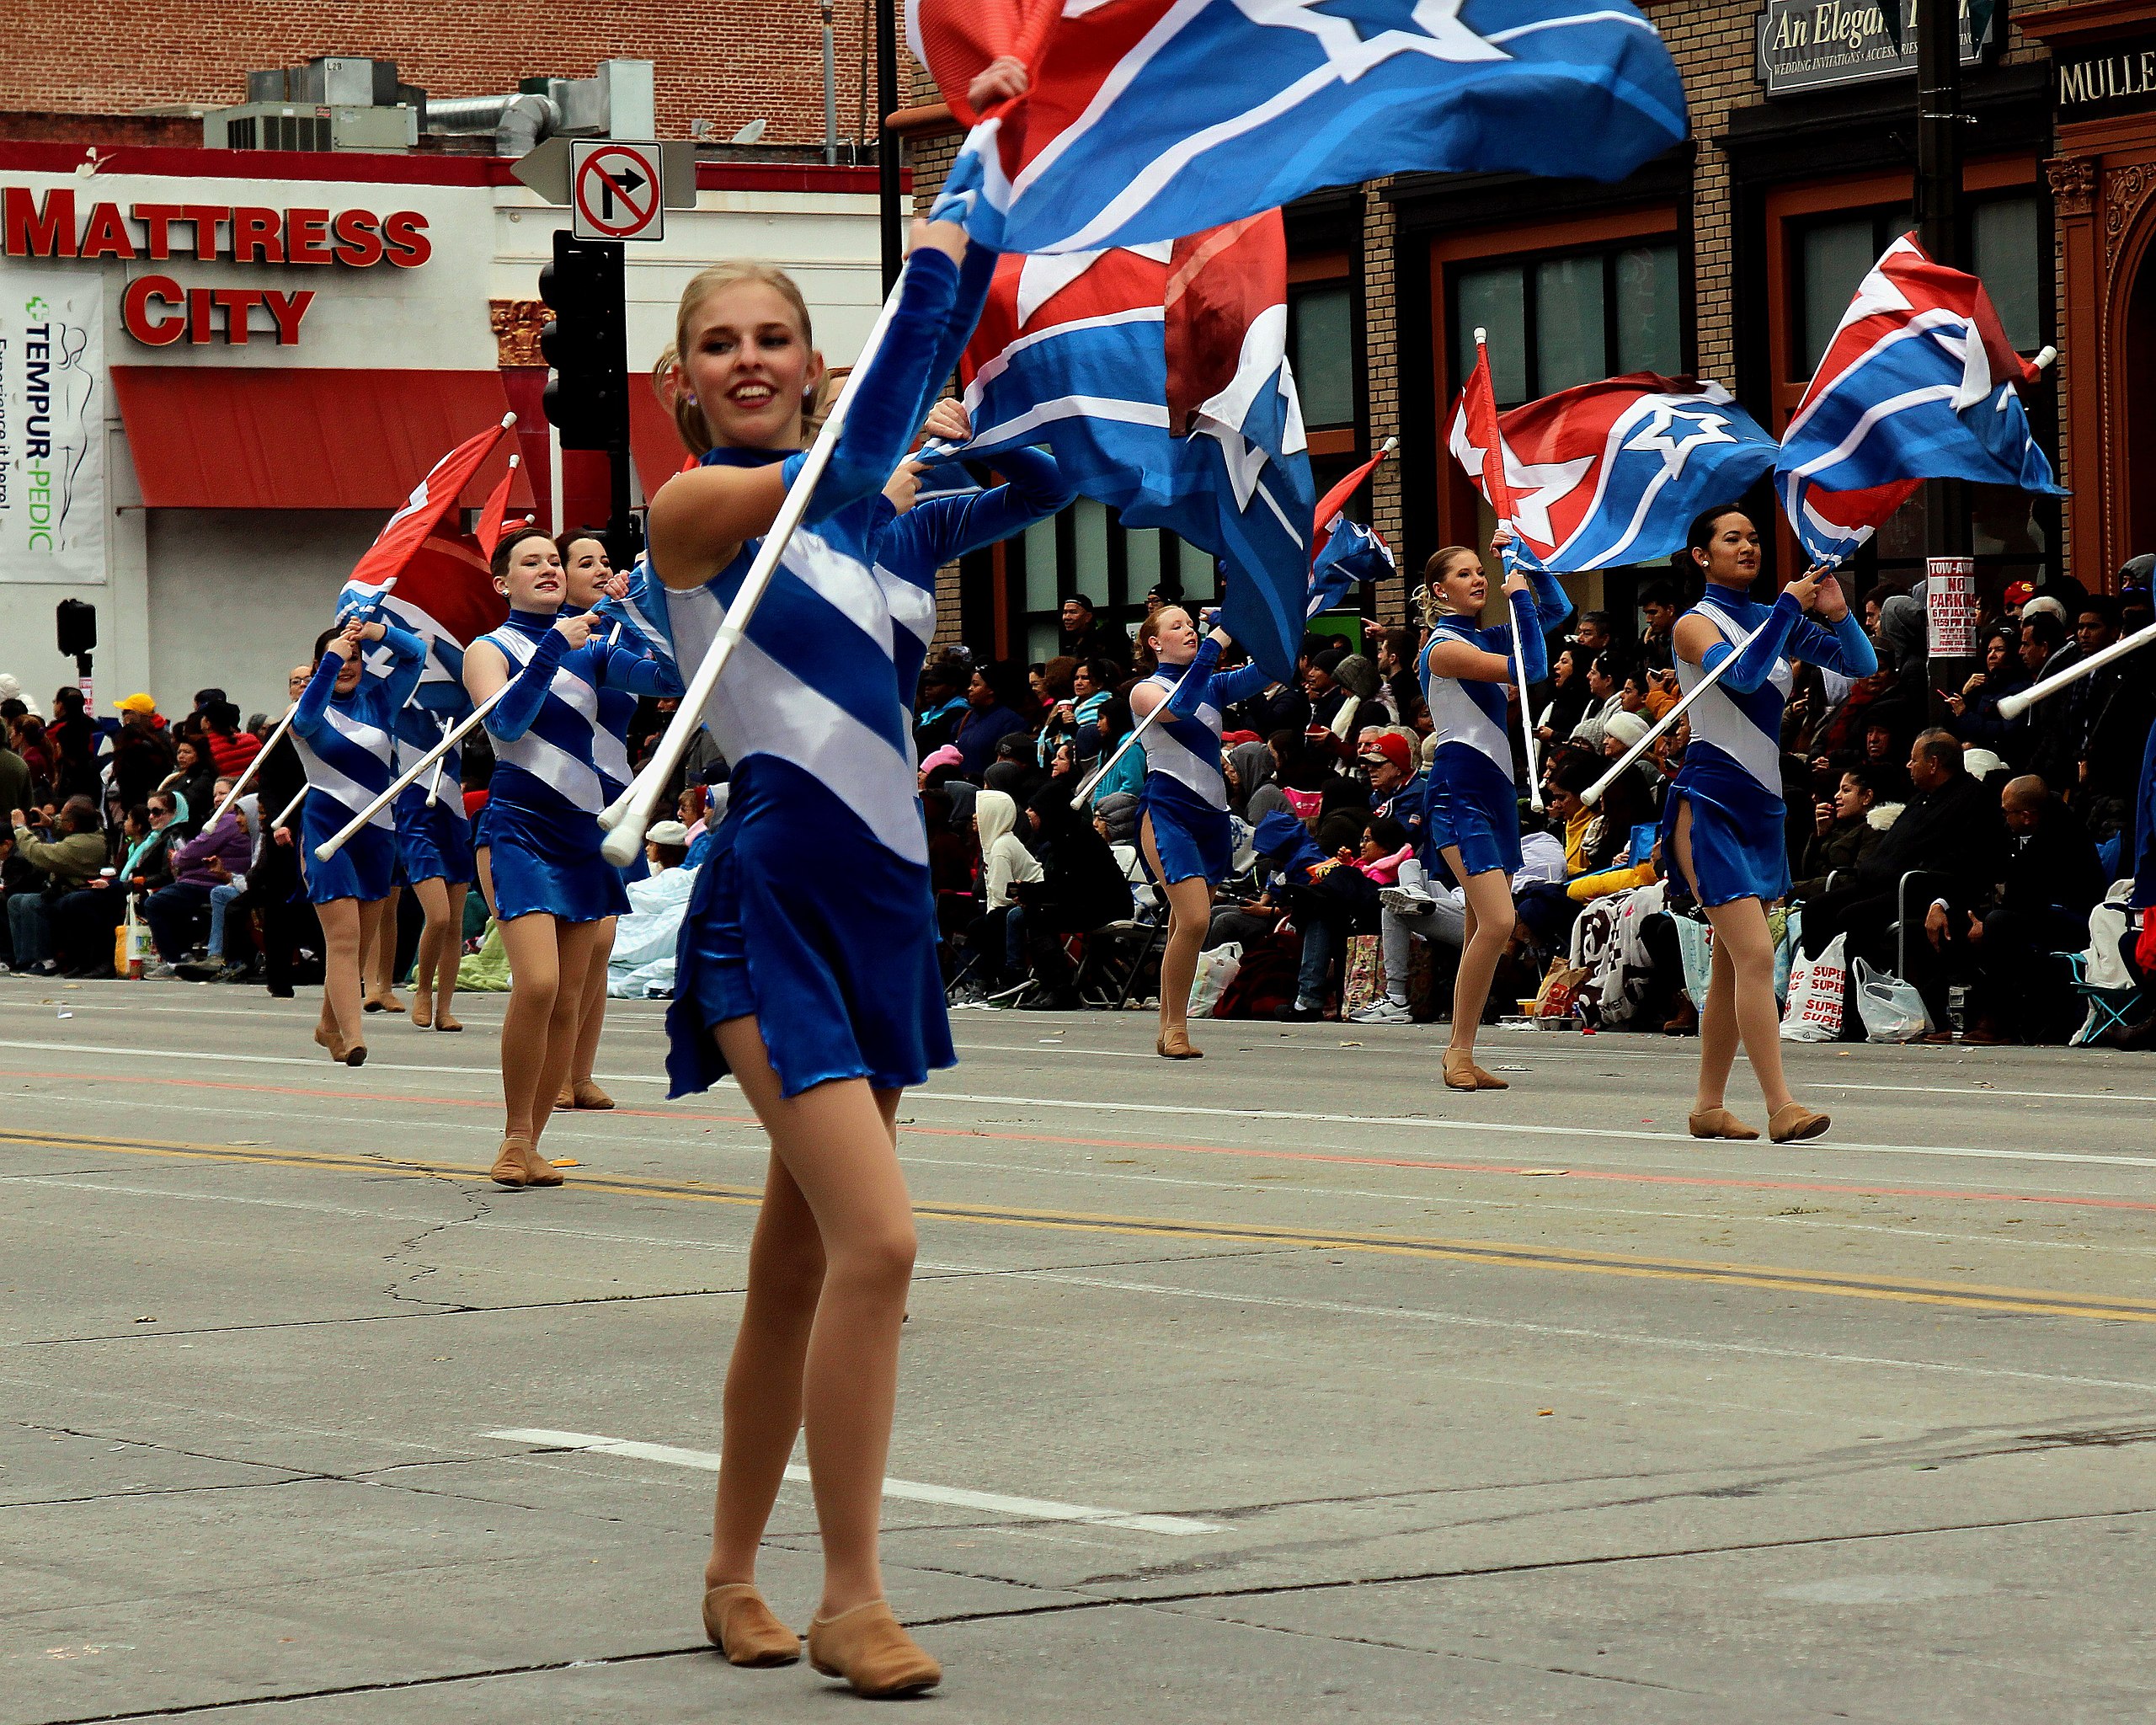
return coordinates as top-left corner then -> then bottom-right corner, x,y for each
648,244 -> 995,1100
1137,638 -> 1272,885
1660,582 -> 1878,905
392,702 -> 475,887
1418,569 -> 1568,879
293,623 -> 424,905
477,610 -> 680,923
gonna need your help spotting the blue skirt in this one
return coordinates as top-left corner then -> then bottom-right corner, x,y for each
1661,747 -> 1789,907
666,756 -> 952,1101
396,784 -> 475,887
1139,772 -> 1231,885
300,800 -> 394,905
1424,744 -> 1521,880
483,795 -> 628,925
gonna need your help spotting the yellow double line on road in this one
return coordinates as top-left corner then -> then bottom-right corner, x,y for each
11,1124 -> 2156,1327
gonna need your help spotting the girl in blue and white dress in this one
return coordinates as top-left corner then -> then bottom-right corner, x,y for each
1129,604 -> 1272,1059
391,698 -> 474,1033
1665,507 -> 1876,1145
637,227 -> 1003,1699
1417,539 -> 1573,1091
292,613 -> 424,1066
462,526 -> 680,1189
553,531 -> 638,1114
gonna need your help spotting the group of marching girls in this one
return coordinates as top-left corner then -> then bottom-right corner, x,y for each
1396,505 -> 1873,1141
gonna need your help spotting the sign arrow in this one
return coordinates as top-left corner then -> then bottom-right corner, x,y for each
601,166 -> 648,217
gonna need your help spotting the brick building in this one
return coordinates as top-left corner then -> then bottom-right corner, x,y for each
898,0 -> 2156,665
2,2 -> 879,152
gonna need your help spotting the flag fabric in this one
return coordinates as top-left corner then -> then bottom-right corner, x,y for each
1776,233 -> 2063,565
342,533 -> 510,714
473,455 -> 526,559
339,415 -> 517,608
1307,444 -> 1396,615
1447,372 -> 1778,572
947,211 -> 1314,680
913,0 -> 1689,256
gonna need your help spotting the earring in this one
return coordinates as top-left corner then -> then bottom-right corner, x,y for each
683,391 -> 697,404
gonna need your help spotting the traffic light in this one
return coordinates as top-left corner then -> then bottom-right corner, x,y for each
56,599 -> 96,661
538,230 -> 627,452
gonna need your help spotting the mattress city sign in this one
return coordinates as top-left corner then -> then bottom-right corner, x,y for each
2,185 -> 432,347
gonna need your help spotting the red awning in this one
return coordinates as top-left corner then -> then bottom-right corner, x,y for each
629,378 -> 698,503
111,367 -> 536,511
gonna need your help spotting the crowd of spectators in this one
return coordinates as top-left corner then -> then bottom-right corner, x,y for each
5,551 -> 2151,1054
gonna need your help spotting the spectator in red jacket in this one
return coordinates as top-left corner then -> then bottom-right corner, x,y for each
203,702 -> 261,782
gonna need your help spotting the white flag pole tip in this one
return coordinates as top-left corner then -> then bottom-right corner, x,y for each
2034,345 -> 2059,372
1473,327 -> 1486,344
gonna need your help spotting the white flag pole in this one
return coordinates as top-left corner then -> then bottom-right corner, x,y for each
315,681 -> 511,862
1475,328 -> 1545,814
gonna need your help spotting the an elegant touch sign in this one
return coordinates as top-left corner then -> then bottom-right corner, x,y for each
1758,0 -> 1988,95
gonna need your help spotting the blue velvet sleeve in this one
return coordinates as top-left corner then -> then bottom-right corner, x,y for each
1787,611 -> 1879,679
816,248 -> 963,518
1165,639 -> 1223,716
881,447 -> 1075,590
483,630 -> 568,743
1502,587 -> 1550,685
371,623 -> 428,715
1529,567 -> 1573,636
1701,592 -> 1802,693
599,641 -> 684,698
1209,660 -> 1274,711
292,652 -> 342,741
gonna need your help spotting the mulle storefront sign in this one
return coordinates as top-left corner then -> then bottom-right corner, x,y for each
1758,0 -> 1989,95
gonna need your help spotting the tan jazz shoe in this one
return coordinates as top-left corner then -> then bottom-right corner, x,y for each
1688,1108 -> 1760,1141
1768,1103 -> 1831,1144
806,1599 -> 941,1698
312,1023 -> 347,1063
1442,1048 -> 1481,1092
409,991 -> 432,1030
521,1143 -> 564,1187
701,1583 -> 799,1667
568,1080 -> 614,1109
1155,1027 -> 1203,1059
1470,1061 -> 1509,1090
490,1138 -> 531,1188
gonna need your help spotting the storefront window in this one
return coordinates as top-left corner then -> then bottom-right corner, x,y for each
1291,284 -> 1356,427
995,506 -> 1218,666
1972,195 -> 2042,352
1453,240 -> 1679,405
1799,216 -> 1886,374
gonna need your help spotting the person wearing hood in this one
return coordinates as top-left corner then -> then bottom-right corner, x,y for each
969,787 -> 1043,991
1009,777 -> 1133,1005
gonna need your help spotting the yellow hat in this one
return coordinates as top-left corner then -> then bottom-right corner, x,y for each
116,692 -> 157,713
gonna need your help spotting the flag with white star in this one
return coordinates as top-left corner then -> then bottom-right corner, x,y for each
913,0 -> 1689,255
1447,372 -> 1778,573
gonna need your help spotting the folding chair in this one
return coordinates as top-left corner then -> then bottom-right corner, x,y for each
2055,948 -> 2143,1047
1070,916 -> 1165,1009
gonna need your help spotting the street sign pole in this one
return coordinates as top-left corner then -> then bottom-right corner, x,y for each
1914,0 -> 1968,707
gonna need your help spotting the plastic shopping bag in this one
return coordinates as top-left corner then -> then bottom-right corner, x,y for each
1673,915 -> 1716,1012
1188,942 -> 1241,1019
1338,933 -> 1382,1017
1780,932 -> 1847,1041
1852,956 -> 1931,1043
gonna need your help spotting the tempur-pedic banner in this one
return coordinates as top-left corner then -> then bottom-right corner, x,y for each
0,271 -> 104,585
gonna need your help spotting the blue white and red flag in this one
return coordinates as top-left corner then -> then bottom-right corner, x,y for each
947,211 -> 1314,680
1448,371 -> 1778,572
910,0 -> 1689,256
1776,234 -> 2063,564
1307,445 -> 1396,616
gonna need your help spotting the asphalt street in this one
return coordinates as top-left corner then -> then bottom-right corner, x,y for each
4,978 -> 2156,1722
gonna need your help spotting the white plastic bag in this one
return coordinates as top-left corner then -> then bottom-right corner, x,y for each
1780,932 -> 1847,1042
1188,942 -> 1241,1019
1852,956 -> 1930,1042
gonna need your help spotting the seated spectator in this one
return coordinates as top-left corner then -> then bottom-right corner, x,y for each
1059,592 -> 1129,670
202,701 -> 262,781
1567,654 -> 1625,753
1371,628 -> 1428,733
952,663 -> 1031,779
157,736 -> 219,836
1249,806 -> 1380,1021
1943,627 -> 2030,750
51,799 -> 178,977
1085,695 -> 1145,803
143,780 -> 253,975
968,788 -> 1043,991
1791,766 -> 1889,900
983,732 -> 1046,804
1796,729 -> 2008,1029
109,694 -> 176,811
6,797 -> 106,975
1009,778 -> 1134,1005
1959,776 -> 2109,1044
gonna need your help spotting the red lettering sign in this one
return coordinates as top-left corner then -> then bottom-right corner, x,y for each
330,209 -> 383,267
3,185 -> 74,257
121,274 -> 187,344
1,186 -> 430,275
77,200 -> 136,260
382,210 -> 430,267
286,208 -> 334,265
231,206 -> 282,264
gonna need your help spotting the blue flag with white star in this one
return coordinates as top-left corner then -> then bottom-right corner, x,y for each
1446,373 -> 1777,573
915,0 -> 1689,255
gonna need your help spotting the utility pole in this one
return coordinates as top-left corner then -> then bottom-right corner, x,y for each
1912,0 -> 1971,695
821,0 -> 839,168
876,0 -> 902,291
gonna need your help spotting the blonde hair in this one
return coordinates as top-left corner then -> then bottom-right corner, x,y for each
652,261 -> 824,457
1417,546 -> 1481,625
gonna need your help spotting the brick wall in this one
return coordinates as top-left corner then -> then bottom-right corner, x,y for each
3,1 -> 878,148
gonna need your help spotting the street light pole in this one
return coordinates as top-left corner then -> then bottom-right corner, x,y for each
876,0 -> 902,291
